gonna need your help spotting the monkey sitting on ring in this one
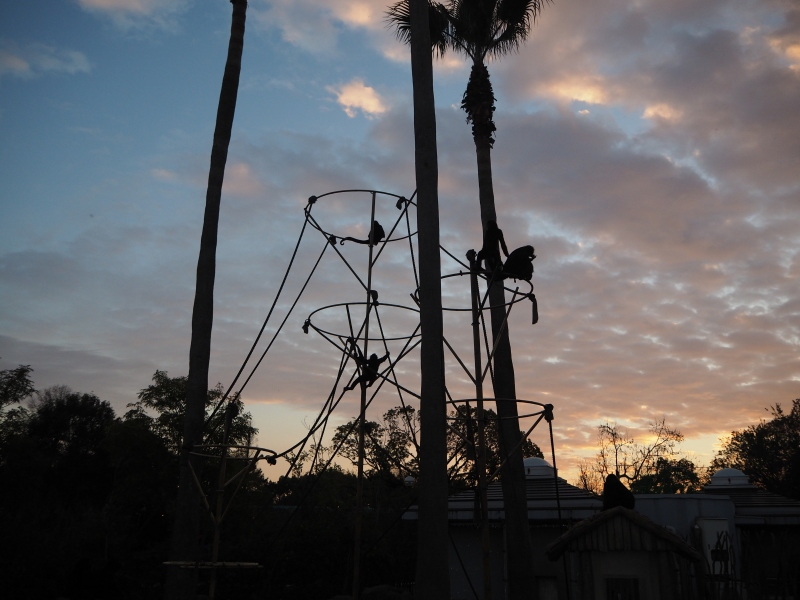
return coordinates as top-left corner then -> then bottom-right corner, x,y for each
340,220 -> 385,247
501,245 -> 535,282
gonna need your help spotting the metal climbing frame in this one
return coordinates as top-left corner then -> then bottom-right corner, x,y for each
302,189 -> 421,600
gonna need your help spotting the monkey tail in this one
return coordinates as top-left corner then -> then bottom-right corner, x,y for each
339,236 -> 370,245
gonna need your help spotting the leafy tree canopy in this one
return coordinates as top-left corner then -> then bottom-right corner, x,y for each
125,370 -> 258,455
629,457 -> 702,494
0,363 -> 35,410
29,385 -> 116,458
713,399 -> 800,500
324,405 -> 543,484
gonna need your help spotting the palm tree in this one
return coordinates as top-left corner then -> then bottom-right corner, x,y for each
407,2 -> 450,599
388,2 -> 548,598
164,2 -> 247,599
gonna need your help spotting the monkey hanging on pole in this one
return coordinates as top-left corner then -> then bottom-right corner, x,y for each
343,338 -> 390,392
475,220 -> 508,273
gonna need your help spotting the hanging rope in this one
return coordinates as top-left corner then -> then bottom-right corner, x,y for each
232,236 -> 330,399
203,217 -> 309,432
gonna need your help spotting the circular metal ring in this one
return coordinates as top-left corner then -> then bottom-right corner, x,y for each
306,301 -> 421,343
190,444 -> 279,461
445,397 -> 551,421
304,189 -> 417,244
414,271 -> 534,313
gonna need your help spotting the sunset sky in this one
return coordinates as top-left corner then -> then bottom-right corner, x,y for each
1,0 -> 798,482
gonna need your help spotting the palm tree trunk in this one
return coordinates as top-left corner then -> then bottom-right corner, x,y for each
409,0 -> 449,598
164,2 -> 247,599
472,66 -> 537,600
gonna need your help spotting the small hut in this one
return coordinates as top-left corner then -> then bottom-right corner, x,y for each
545,506 -> 704,600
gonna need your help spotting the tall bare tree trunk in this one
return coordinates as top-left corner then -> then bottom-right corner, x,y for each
164,2 -> 247,599
475,129 -> 536,600
409,0 -> 449,598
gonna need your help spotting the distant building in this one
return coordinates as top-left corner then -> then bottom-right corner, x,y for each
404,462 -> 800,599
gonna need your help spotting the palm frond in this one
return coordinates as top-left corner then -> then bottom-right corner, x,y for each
447,0 -> 550,60
386,0 -> 450,57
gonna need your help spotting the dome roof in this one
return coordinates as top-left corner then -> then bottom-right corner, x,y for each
705,468 -> 756,490
524,457 -> 555,479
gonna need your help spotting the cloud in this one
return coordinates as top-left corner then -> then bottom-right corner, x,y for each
5,0 -> 800,483
4,96 -> 798,478
151,167 -> 179,182
222,162 -> 264,197
151,160 -> 263,197
254,0 -> 399,56
253,0 -> 341,55
642,103 -> 683,122
0,42 -> 91,78
327,78 -> 388,118
76,0 -> 188,30
0,50 -> 29,77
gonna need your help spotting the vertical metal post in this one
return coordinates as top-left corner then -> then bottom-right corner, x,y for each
546,409 -> 571,600
469,252 -> 492,600
353,191 -> 377,600
209,402 -> 236,600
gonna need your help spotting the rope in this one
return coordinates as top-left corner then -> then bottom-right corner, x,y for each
233,236 -> 330,399
203,218 -> 309,432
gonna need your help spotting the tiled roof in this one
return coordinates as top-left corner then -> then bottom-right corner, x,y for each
448,477 -> 600,503
707,487 -> 800,508
444,477 -> 602,521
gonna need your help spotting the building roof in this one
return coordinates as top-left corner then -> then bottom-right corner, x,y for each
702,468 -> 800,522
404,460 -> 602,522
545,506 -> 703,563
449,458 -> 601,521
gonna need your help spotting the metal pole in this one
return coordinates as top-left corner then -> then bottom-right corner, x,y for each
469,251 -> 492,600
209,402 -> 237,600
546,408 -> 571,600
353,191 -> 377,600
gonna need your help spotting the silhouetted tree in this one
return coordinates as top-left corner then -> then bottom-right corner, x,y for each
577,419 -> 688,495
331,406 -> 420,478
387,4 -> 550,594
328,405 -> 543,484
0,364 -> 35,461
406,0 -> 449,597
0,363 -> 35,408
0,384 -> 119,597
713,399 -> 800,499
447,406 -> 543,483
126,370 -> 256,455
629,457 -> 702,494
167,2 -> 248,597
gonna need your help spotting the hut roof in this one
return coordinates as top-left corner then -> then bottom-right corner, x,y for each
545,506 -> 703,563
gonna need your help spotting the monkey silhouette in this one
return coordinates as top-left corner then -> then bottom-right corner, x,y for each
344,339 -> 389,391
603,473 -> 635,510
475,220 -> 508,273
340,220 -> 385,247
502,245 -> 535,281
